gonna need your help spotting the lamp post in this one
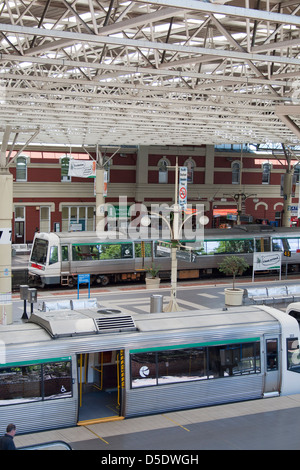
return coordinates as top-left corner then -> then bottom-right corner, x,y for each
142,158 -> 207,312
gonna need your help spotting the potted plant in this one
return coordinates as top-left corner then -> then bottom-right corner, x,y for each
145,263 -> 161,289
218,255 -> 249,306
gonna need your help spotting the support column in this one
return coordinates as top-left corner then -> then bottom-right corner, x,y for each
95,167 -> 106,233
205,145 -> 214,185
282,171 -> 293,227
135,146 -> 149,202
0,169 -> 13,324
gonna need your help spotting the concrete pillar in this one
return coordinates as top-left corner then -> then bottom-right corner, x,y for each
0,169 -> 13,324
205,145 -> 214,185
135,146 -> 149,202
282,172 -> 293,227
95,168 -> 106,233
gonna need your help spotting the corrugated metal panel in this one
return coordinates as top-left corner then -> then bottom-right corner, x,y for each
0,398 -> 78,435
125,374 -> 263,417
4,321 -> 280,364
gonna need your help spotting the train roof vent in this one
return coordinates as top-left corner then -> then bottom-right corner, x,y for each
94,315 -> 136,333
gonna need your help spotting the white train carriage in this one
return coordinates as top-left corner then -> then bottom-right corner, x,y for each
0,305 -> 300,435
28,226 -> 300,288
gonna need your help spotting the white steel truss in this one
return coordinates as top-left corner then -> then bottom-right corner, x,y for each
0,0 -> 300,147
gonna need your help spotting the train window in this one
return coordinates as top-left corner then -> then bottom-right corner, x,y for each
61,245 -> 69,262
266,339 -> 278,371
72,243 -> 133,261
209,345 -> 240,377
30,238 -> 48,265
255,237 -> 271,252
0,360 -> 72,405
100,244 -> 121,259
205,239 -> 254,255
130,341 -> 261,388
49,246 -> 58,265
272,238 -> 284,252
131,352 -> 157,388
237,342 -> 261,374
135,242 -> 152,258
287,238 -> 300,252
43,361 -> 72,399
157,348 -> 207,385
0,365 -> 42,404
287,338 -> 300,373
121,244 -> 133,259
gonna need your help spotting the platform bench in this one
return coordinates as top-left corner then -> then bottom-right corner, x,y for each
243,285 -> 300,305
39,298 -> 98,312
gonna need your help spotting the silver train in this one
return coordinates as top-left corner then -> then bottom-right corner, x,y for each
28,225 -> 300,288
1,303 -> 300,435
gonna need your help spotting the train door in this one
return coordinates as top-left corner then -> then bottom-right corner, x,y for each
15,221 -> 25,243
14,206 -> 25,243
264,336 -> 281,395
61,245 -> 70,275
77,349 -> 124,424
255,236 -> 271,253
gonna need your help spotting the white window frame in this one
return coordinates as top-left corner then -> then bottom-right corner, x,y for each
262,162 -> 272,184
231,160 -> 241,184
158,157 -> 170,183
16,155 -> 29,182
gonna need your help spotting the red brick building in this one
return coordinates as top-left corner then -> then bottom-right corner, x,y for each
9,145 -> 298,243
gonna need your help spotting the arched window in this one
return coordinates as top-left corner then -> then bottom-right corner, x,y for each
16,155 -> 29,182
231,160 -> 241,184
262,162 -> 271,184
184,158 -> 196,183
158,157 -> 170,183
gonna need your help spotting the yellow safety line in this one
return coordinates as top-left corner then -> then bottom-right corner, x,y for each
162,414 -> 190,432
84,426 -> 109,445
78,416 -> 124,426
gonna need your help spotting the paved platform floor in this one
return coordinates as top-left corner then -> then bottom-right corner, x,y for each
14,394 -> 300,450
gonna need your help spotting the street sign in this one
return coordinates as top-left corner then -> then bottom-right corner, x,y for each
78,274 -> 90,283
156,245 -> 171,257
176,250 -> 196,262
178,167 -> 188,209
77,273 -> 90,299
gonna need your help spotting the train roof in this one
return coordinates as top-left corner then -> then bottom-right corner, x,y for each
204,225 -> 300,237
35,225 -> 300,245
0,304 -> 281,345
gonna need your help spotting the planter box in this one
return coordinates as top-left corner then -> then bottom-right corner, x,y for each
145,278 -> 161,290
224,288 -> 244,306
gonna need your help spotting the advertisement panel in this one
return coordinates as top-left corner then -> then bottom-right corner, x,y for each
253,252 -> 282,271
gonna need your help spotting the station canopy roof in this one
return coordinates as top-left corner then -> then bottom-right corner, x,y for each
0,0 -> 300,148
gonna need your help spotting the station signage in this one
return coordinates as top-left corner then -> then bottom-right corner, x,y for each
253,252 -> 282,271
178,167 -> 188,209
176,250 -> 196,263
68,160 -> 96,178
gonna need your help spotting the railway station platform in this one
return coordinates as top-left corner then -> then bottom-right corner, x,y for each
14,393 -> 300,450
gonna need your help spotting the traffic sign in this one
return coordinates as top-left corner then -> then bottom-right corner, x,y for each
178,167 -> 188,209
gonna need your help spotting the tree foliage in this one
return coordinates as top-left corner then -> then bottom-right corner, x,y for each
218,255 -> 249,290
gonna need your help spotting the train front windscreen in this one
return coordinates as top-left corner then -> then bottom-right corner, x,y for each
30,238 -> 48,266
